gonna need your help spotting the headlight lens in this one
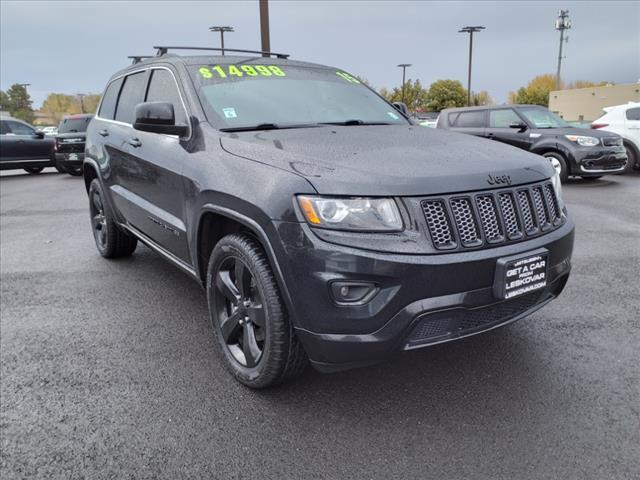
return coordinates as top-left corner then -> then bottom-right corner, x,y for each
550,171 -> 565,211
565,135 -> 600,147
297,196 -> 403,231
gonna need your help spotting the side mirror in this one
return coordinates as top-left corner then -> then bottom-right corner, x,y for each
34,130 -> 45,139
392,102 -> 409,117
509,122 -> 528,132
133,102 -> 189,136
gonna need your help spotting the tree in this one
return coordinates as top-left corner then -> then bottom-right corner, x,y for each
378,79 -> 429,112
41,94 -> 78,125
509,74 -> 560,106
566,80 -> 611,89
472,90 -> 494,106
80,94 -> 101,114
425,79 -> 467,111
0,90 -> 10,112
4,84 -> 35,123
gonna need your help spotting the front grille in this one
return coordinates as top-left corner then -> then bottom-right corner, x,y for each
422,181 -> 563,251
407,291 -> 547,346
602,137 -> 622,147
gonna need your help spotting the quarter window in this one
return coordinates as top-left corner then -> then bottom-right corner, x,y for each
145,69 -> 188,125
115,72 -> 147,124
626,107 -> 640,121
489,109 -> 521,128
454,110 -> 485,128
98,78 -> 123,120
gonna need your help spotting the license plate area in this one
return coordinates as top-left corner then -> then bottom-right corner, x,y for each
494,249 -> 548,300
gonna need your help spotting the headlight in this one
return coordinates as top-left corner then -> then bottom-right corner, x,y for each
550,171 -> 565,211
565,135 -> 600,147
297,196 -> 403,232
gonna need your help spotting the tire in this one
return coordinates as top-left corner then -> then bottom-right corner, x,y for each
55,165 -> 65,173
624,144 -> 637,173
88,179 -> 137,258
64,165 -> 83,176
206,233 -> 307,388
581,176 -> 602,180
543,152 -> 568,182
24,167 -> 44,174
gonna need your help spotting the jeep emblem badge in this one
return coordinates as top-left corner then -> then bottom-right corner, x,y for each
487,174 -> 512,186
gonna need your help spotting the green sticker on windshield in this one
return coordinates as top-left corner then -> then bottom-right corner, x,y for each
199,65 -> 286,79
336,71 -> 360,83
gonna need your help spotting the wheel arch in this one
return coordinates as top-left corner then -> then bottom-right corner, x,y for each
622,138 -> 640,168
82,160 -> 99,193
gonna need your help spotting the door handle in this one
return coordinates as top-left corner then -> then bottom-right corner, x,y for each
98,129 -> 109,137
128,138 -> 142,148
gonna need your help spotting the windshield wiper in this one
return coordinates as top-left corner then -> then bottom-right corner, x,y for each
319,120 -> 393,126
220,123 -> 319,132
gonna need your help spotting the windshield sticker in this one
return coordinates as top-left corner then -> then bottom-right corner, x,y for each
335,72 -> 361,83
199,65 -> 286,79
387,111 -> 400,120
222,107 -> 238,119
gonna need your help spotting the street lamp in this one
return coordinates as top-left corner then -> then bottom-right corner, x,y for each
209,25 -> 234,55
458,26 -> 485,106
397,64 -> 412,105
555,10 -> 571,90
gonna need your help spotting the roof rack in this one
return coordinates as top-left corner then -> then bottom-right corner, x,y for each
153,46 -> 290,59
128,55 -> 154,65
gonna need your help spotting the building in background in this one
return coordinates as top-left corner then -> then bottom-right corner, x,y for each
549,82 -> 640,122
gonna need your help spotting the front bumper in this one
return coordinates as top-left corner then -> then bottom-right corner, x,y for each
569,146 -> 627,175
275,218 -> 574,372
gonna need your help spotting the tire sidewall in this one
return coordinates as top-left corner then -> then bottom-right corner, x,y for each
206,238 -> 278,387
88,179 -> 112,257
543,152 -> 568,182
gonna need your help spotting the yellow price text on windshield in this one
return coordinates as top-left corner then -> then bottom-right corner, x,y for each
336,72 -> 361,83
199,65 -> 286,79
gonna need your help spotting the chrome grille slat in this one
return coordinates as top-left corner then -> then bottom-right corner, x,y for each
422,181 -> 563,251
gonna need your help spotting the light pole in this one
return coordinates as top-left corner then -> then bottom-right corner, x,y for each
209,26 -> 234,55
397,64 -> 412,105
259,0 -> 270,56
458,26 -> 485,106
555,10 -> 571,90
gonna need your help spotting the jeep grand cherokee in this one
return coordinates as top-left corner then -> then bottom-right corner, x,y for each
84,47 -> 574,388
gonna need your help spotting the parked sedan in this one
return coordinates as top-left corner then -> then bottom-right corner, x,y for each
591,102 -> 640,172
437,105 -> 628,181
0,116 -> 56,174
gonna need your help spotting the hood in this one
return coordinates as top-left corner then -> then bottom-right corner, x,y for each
220,125 -> 554,196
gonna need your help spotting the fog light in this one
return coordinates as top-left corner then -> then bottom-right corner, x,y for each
330,281 -> 377,305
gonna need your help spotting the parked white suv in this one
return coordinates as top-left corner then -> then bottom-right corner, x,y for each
592,102 -> 640,172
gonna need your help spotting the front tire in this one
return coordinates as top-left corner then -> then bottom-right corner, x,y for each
206,233 -> 307,388
88,179 -> 137,258
24,167 -> 44,174
65,165 -> 83,176
624,144 -> 637,173
543,152 -> 568,182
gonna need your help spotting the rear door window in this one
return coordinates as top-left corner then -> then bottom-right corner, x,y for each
5,121 -> 34,135
489,109 -> 521,128
115,72 -> 147,124
0,120 -> 10,135
98,78 -> 123,120
454,110 -> 486,128
145,69 -> 188,125
626,107 -> 640,121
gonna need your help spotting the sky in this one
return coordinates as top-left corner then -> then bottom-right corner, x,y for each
1,0 -> 639,109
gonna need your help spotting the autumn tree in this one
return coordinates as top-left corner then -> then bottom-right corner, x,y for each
472,91 -> 494,106
425,79 -> 467,111
378,79 -> 429,112
41,94 -> 78,125
566,80 -> 612,89
509,74 -> 560,106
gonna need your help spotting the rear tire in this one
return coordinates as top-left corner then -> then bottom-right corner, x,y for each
24,167 -> 44,174
543,152 -> 568,182
88,179 -> 137,258
65,165 -> 83,176
206,233 -> 307,388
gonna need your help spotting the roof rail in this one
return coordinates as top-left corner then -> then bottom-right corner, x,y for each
153,46 -> 290,59
128,55 -> 154,65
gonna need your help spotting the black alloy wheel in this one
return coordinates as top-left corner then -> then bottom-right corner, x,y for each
90,189 -> 108,251
213,255 -> 266,368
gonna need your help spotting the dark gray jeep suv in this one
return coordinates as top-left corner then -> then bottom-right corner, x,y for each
84,47 -> 574,387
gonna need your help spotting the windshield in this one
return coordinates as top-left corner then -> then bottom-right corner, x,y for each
58,116 -> 92,133
518,107 -> 568,129
189,63 -> 408,129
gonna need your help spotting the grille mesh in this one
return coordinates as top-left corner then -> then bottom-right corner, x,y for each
422,182 -> 562,250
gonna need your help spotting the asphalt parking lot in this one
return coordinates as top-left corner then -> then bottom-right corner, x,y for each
1,169 -> 638,479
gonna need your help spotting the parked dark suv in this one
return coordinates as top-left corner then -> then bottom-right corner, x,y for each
437,105 -> 627,181
55,114 -> 93,176
84,47 -> 574,387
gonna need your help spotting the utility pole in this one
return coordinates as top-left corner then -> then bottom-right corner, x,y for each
77,93 -> 86,113
397,64 -> 412,104
259,0 -> 270,56
209,25 -> 234,55
555,10 -> 571,90
458,26 -> 485,106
